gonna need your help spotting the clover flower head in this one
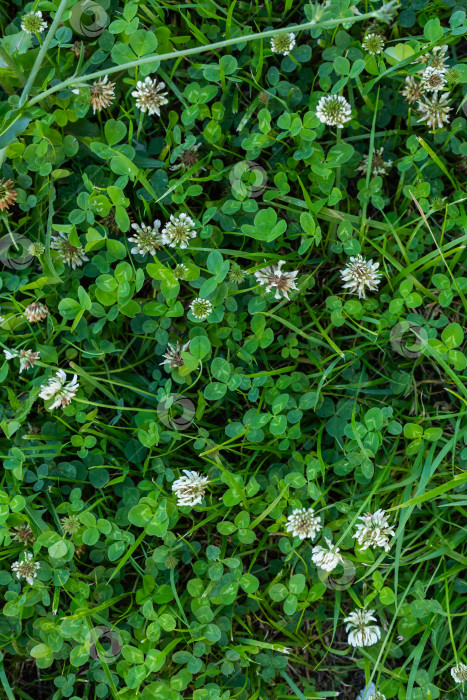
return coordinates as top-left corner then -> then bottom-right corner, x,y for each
401,76 -> 423,104
160,341 -> 191,369
316,95 -> 352,127
286,508 -> 322,540
128,220 -> 163,256
61,515 -> 81,535
28,242 -> 45,257
189,298 -> 213,320
170,143 -> 202,172
312,538 -> 343,572
254,260 -> 299,300
344,608 -> 381,647
24,302 -> 49,323
89,75 -> 115,113
172,470 -> 210,506
270,33 -> 296,56
4,348 -> 40,373
13,524 -> 35,545
11,552 -> 40,585
417,93 -> 451,129
362,33 -> 385,54
358,148 -> 393,177
353,508 -> 395,552
173,263 -> 189,279
421,67 -> 446,92
132,77 -> 168,115
161,213 -> 197,248
452,663 -> 467,683
39,370 -> 79,410
21,10 -> 47,33
50,232 -> 88,269
340,255 -> 381,299
0,179 -> 17,211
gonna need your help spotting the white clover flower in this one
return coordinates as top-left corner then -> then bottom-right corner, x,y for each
270,33 -> 296,56
50,232 -> 88,269
358,148 -> 392,177
28,242 -> 45,257
172,470 -> 210,506
189,298 -> 213,320
23,302 -> 49,323
4,348 -> 40,373
312,538 -> 344,572
417,93 -> 451,129
362,33 -> 385,55
401,76 -> 423,104
160,341 -> 190,369
340,255 -> 381,299
21,10 -> 47,33
286,508 -> 322,540
161,213 -> 197,248
254,260 -> 299,300
128,220 -> 163,256
316,95 -> 352,127
353,509 -> 395,552
421,67 -> 447,92
39,370 -> 79,410
452,663 -> 467,683
132,77 -> 168,116
89,75 -> 115,113
11,552 -> 40,585
344,608 -> 381,647
367,693 -> 386,700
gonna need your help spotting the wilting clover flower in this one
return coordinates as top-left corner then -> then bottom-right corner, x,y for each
401,76 -> 423,104
161,213 -> 197,249
89,75 -> 115,113
51,232 -> 88,269
316,95 -> 352,127
286,508 -> 322,540
160,341 -> 190,369
13,524 -> 35,545
344,608 -> 381,647
421,67 -> 446,92
354,509 -> 395,552
362,33 -> 385,54
4,348 -> 40,373
312,538 -> 343,572
21,10 -> 47,33
28,242 -> 45,257
340,255 -> 382,299
254,260 -> 299,300
11,552 -> 40,585
270,33 -> 296,55
452,664 -> 467,683
418,93 -> 451,129
172,470 -> 210,506
39,370 -> 79,410
132,77 -> 168,116
189,298 -> 213,320
358,148 -> 393,177
24,302 -> 49,323
128,220 -> 163,256
0,179 -> 17,211
170,143 -> 202,172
